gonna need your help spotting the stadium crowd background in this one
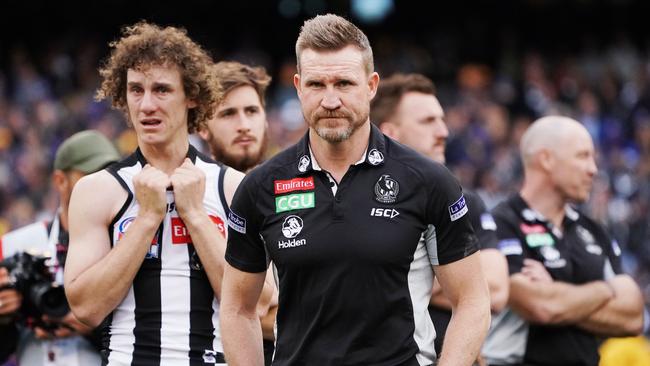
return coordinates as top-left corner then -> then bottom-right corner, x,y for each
0,0 -> 649,350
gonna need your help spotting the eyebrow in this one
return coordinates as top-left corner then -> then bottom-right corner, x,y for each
126,81 -> 174,88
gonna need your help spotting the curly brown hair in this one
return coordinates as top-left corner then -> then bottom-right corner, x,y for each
96,21 -> 219,133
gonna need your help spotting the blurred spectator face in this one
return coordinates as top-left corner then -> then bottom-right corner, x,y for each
294,46 -> 378,143
126,65 -> 195,145
385,92 -> 448,163
550,127 -> 598,203
199,85 -> 268,172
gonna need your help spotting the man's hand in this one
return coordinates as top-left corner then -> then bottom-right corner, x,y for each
33,312 -> 94,339
521,259 -> 553,283
0,268 -> 21,316
133,164 -> 170,222
170,158 -> 207,220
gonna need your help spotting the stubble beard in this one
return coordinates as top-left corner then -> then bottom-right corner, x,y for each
310,111 -> 367,144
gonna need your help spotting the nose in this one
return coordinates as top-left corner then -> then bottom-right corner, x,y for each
587,157 -> 597,176
434,119 -> 449,139
140,90 -> 156,114
321,88 -> 342,110
237,111 -> 252,132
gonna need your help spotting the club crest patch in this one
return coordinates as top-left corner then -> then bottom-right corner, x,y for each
298,155 -> 310,173
374,174 -> 399,203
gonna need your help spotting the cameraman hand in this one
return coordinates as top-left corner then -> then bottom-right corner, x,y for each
34,312 -> 94,339
0,268 -> 22,316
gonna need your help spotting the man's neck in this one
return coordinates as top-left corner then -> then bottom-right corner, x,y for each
520,178 -> 566,228
309,122 -> 370,182
139,139 -> 190,175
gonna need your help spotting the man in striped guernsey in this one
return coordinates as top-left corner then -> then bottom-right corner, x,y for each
63,22 -> 272,366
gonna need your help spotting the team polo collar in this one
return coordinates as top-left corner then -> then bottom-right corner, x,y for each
293,123 -> 387,175
135,144 -> 199,167
512,194 -> 581,224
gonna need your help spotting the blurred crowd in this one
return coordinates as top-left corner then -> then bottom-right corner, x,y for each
1,31 -> 650,314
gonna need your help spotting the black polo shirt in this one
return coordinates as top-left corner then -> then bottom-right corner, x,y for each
428,190 -> 498,355
225,125 -> 478,366
483,194 -> 623,366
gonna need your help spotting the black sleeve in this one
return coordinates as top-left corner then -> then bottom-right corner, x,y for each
464,191 -> 499,250
425,166 -> 479,265
492,204 -> 526,275
225,174 -> 268,273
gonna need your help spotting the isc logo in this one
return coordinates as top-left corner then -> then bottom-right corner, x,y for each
370,208 -> 399,219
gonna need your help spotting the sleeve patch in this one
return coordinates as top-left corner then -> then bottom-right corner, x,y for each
498,239 -> 523,256
227,211 -> 247,234
480,213 -> 497,231
611,239 -> 621,257
448,195 -> 468,221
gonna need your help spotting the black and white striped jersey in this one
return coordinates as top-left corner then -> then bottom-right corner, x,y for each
102,146 -> 229,366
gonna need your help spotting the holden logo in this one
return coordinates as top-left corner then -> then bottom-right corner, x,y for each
367,149 -> 384,165
281,215 -> 304,238
298,155 -> 310,173
540,246 -> 560,261
374,174 -> 399,203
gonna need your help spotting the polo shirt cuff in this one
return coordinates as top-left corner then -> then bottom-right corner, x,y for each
225,253 -> 268,273
437,245 -> 479,266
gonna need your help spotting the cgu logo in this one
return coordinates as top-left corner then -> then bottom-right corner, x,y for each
370,208 -> 399,219
275,192 -> 315,213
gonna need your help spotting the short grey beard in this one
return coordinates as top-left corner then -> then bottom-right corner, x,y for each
314,125 -> 353,143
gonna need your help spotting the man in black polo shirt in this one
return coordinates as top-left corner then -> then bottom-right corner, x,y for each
220,14 -> 491,366
370,73 -> 509,357
482,116 -> 646,366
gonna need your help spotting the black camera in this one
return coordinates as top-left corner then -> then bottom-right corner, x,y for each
0,252 -> 69,322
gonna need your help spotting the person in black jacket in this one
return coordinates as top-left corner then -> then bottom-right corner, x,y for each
482,115 -> 645,366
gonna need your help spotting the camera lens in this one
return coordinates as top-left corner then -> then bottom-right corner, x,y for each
29,282 -> 70,318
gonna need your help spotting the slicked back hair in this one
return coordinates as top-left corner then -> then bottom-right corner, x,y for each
295,14 -> 374,75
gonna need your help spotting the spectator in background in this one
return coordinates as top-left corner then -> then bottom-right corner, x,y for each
370,73 -> 509,357
0,130 -> 121,366
483,116 -> 646,366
